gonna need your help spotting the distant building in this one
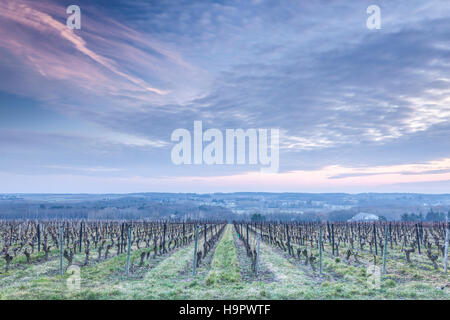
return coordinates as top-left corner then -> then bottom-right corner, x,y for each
348,212 -> 380,222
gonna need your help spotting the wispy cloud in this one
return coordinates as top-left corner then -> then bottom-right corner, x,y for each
42,165 -> 122,173
0,0 -> 204,106
4,157 -> 450,193
163,158 -> 450,192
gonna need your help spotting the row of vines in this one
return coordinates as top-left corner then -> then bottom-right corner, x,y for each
0,220 -> 226,275
234,221 -> 449,275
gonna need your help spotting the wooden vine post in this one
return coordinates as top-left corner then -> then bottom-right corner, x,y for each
389,222 -> 393,249
256,231 -> 261,275
299,225 -> 302,245
373,223 -> 378,256
268,224 -> 272,243
95,224 -> 98,249
246,224 -> 249,247
331,223 -> 335,256
418,222 -> 422,247
286,224 -> 291,255
319,225 -> 323,275
327,221 -> 331,244
126,224 -> 132,275
350,223 -> 354,250
382,224 -> 388,276
163,222 -> 167,253
37,223 -> 41,252
415,223 -> 421,254
444,212 -> 449,273
79,221 -> 83,253
59,224 -> 63,277
192,225 -> 200,276
358,223 -> 362,249
120,223 -> 124,253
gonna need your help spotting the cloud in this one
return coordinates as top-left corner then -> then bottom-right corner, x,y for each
102,131 -> 168,148
163,157 -> 450,192
0,0 -> 206,108
3,157 -> 450,193
1,0 -> 450,192
0,1 -> 167,95
42,165 -> 122,173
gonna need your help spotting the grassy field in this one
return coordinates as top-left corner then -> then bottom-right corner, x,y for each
0,224 -> 448,300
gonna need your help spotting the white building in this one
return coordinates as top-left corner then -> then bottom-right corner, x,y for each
348,212 -> 380,222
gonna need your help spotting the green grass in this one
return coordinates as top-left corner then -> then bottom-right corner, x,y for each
205,225 -> 241,285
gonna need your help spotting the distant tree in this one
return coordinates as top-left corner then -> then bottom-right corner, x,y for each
328,210 -> 355,221
401,213 -> 423,221
251,213 -> 266,222
425,209 -> 445,221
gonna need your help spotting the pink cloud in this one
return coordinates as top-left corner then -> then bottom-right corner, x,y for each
164,158 -> 450,191
2,158 -> 450,193
0,0 -> 204,107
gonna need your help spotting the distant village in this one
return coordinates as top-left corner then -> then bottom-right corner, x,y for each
0,192 -> 449,221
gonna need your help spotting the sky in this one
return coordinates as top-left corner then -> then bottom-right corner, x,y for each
1,0 -> 450,194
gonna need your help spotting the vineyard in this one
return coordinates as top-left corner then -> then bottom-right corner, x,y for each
0,220 -> 448,299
